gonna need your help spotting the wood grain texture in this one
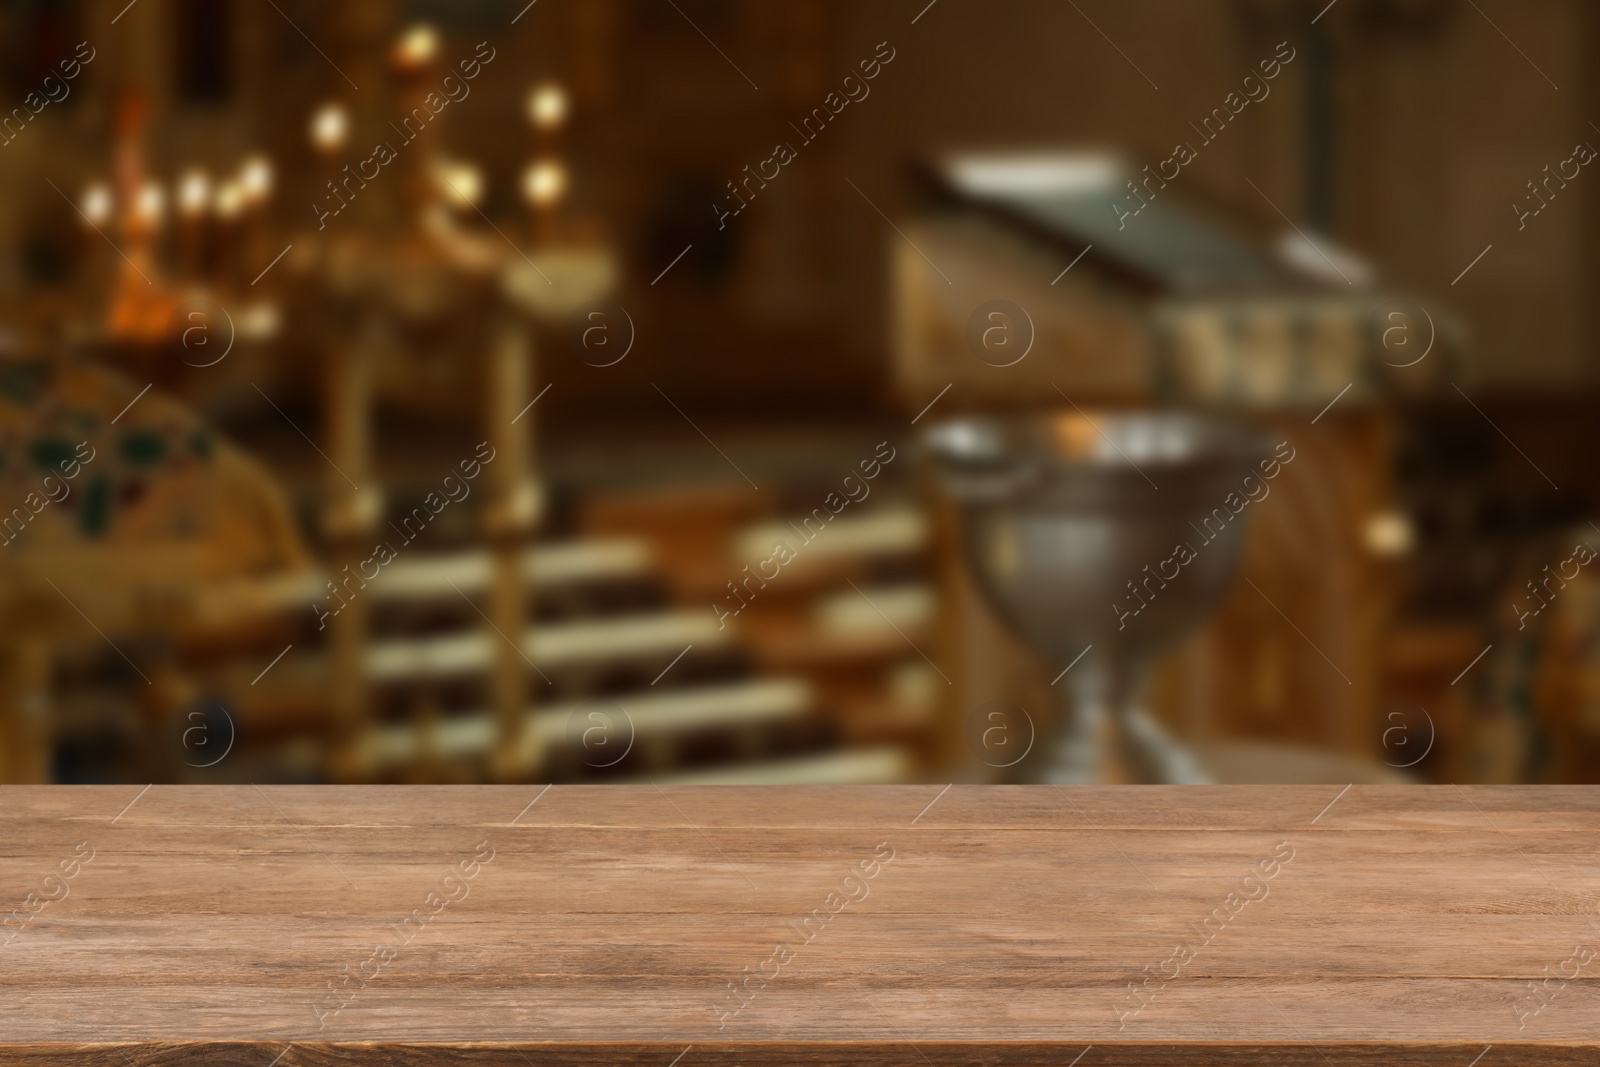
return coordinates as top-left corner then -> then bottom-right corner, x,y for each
0,785 -> 1596,1065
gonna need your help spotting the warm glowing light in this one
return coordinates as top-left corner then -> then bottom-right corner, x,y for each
214,181 -> 245,219
394,23 -> 439,69
1363,511 -> 1415,558
239,155 -> 273,203
310,102 -> 349,152
527,83 -> 568,130
435,161 -> 484,208
521,159 -> 567,206
81,183 -> 112,226
178,170 -> 211,215
238,302 -> 281,341
135,181 -> 165,225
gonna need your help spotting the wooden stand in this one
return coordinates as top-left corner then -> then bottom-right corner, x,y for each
0,640 -> 50,783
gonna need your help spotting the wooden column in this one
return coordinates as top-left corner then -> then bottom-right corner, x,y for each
485,316 -> 540,781
325,312 -> 380,781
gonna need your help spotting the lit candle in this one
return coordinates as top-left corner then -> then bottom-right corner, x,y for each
239,155 -> 273,206
521,158 -> 567,249
178,169 -> 211,217
393,23 -> 439,72
527,83 -> 568,131
436,160 -> 484,209
309,101 -> 349,154
214,181 -> 244,221
135,181 -> 164,228
177,169 -> 209,277
81,182 -> 113,227
521,159 -> 567,208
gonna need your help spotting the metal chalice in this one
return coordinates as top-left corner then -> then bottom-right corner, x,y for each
928,410 -> 1268,783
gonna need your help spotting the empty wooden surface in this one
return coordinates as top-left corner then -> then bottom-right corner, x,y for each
0,784 -> 1597,1065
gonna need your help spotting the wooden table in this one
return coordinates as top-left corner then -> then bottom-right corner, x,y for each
2,785 -> 1597,1064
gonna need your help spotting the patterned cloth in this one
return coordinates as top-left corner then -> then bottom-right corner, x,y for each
0,356 -> 305,582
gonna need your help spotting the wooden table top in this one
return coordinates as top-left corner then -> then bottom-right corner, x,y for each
2,784 -> 1597,1065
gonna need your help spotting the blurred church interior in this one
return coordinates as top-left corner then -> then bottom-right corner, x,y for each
2,0 -> 1599,785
